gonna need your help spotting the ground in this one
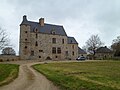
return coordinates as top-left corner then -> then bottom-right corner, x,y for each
1,60 -> 119,90
0,60 -> 59,90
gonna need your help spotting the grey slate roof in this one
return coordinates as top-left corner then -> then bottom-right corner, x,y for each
78,47 -> 87,54
96,46 -> 112,53
21,15 -> 79,44
68,37 -> 78,44
20,16 -> 67,36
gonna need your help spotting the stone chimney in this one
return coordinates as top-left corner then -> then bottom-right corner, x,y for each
105,46 -> 107,48
23,15 -> 27,21
39,18 -> 44,26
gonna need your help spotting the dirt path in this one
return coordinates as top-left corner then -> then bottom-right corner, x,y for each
0,62 -> 59,90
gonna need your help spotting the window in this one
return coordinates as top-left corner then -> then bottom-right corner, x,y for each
72,51 -> 74,56
72,45 -> 74,49
36,29 -> 38,32
36,34 -> 38,39
52,47 -> 56,54
25,46 -> 27,49
39,56 -> 41,58
56,56 -> 58,58
25,31 -> 27,33
52,38 -> 56,44
57,47 -> 61,54
34,29 -> 38,32
62,39 -> 64,44
51,30 -> 55,35
35,41 -> 38,46
52,32 -> 55,35
39,50 -> 43,52
25,39 -> 27,41
65,51 -> 68,56
31,51 -> 34,56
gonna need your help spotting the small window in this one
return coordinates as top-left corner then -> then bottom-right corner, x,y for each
52,38 -> 56,44
72,45 -> 74,49
25,46 -> 27,49
52,32 -> 55,35
25,39 -> 27,41
7,59 -> 9,61
25,31 -> 27,33
34,29 -> 38,32
31,51 -> 34,56
39,50 -> 43,52
52,47 -> 56,54
0,59 -> 3,62
65,51 -> 68,56
56,56 -> 58,58
51,30 -> 56,35
57,47 -> 61,54
62,39 -> 64,44
36,34 -> 38,39
39,56 -> 41,58
72,51 -> 74,56
35,41 -> 38,46
36,29 -> 38,32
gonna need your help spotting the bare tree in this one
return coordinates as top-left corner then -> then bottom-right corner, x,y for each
0,27 -> 9,50
111,36 -> 120,56
85,34 -> 104,58
82,45 -> 88,53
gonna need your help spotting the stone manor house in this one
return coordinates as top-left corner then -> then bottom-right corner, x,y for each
19,15 -> 78,60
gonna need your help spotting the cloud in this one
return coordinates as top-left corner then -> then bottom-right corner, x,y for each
0,0 -> 120,53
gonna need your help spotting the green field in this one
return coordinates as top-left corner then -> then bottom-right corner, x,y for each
33,61 -> 120,90
0,64 -> 19,86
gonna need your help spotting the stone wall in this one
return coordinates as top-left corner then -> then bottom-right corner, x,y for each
19,24 -> 78,60
29,32 -> 68,60
67,44 -> 78,60
0,55 -> 19,62
95,53 -> 113,60
19,25 -> 31,60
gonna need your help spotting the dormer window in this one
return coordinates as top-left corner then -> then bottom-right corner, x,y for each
35,29 -> 38,32
34,28 -> 38,33
52,31 -> 55,35
51,29 -> 56,35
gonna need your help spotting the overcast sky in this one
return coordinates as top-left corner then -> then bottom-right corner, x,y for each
0,0 -> 120,54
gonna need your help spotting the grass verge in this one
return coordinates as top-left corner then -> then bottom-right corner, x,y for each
0,64 -> 19,86
33,61 -> 120,90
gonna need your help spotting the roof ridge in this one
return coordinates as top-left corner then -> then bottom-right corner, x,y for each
21,17 -> 67,36
26,20 -> 63,27
68,36 -> 74,38
44,23 -> 63,27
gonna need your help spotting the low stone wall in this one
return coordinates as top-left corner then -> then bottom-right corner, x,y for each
0,55 -> 20,62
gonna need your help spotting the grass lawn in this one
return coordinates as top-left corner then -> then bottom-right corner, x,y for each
0,64 -> 19,86
33,61 -> 120,90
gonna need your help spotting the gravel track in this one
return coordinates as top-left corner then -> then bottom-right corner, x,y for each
0,61 -> 59,90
